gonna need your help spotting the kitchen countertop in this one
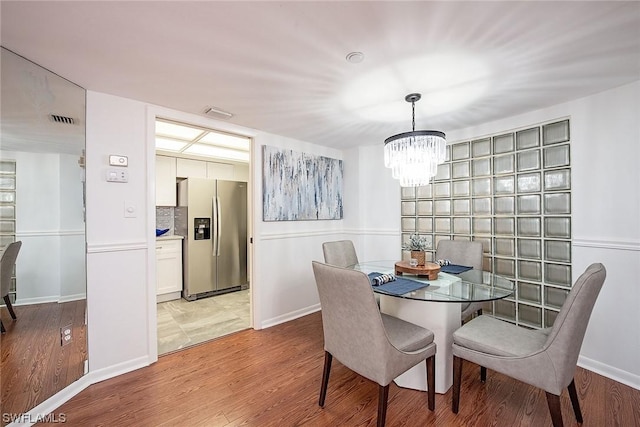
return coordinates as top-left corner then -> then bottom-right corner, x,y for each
156,235 -> 184,241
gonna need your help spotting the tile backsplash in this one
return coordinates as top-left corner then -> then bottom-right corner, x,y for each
156,207 -> 175,235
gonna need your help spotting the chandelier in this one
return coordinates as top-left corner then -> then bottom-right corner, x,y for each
384,93 -> 446,187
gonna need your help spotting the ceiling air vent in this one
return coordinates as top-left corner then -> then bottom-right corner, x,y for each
203,106 -> 233,120
49,114 -> 75,125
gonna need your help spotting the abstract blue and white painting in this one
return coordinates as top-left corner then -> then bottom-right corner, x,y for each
262,146 -> 343,221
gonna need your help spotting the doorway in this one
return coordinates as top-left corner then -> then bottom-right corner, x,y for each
153,117 -> 252,355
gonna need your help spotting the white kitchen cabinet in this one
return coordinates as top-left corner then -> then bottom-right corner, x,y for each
177,157 -> 238,180
233,163 -> 250,182
156,238 -> 183,302
155,155 -> 177,206
176,158 -> 207,178
206,161 -> 234,180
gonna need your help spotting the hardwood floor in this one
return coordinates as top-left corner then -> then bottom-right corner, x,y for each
43,312 -> 640,426
1,300 -> 86,425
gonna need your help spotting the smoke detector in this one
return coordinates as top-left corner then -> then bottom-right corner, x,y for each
346,52 -> 364,64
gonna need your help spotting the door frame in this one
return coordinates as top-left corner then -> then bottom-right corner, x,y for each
146,106 -> 256,363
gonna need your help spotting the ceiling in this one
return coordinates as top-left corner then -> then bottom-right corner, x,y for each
1,1 -> 639,150
1,47 -> 85,155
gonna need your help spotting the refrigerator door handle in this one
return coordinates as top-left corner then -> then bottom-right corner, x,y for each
216,196 -> 221,256
212,197 -> 217,257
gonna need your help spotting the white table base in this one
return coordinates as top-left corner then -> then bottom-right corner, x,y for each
379,295 -> 461,394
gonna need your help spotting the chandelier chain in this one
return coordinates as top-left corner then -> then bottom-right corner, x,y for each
411,100 -> 416,132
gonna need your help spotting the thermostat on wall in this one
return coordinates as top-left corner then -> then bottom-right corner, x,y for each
109,155 -> 128,167
106,169 -> 128,183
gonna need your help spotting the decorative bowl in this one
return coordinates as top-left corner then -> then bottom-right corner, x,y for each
156,228 -> 170,237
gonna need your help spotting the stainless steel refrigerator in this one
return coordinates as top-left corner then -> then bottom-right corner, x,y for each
178,178 -> 247,300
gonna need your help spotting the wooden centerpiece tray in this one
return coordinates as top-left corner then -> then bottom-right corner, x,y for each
395,261 -> 441,280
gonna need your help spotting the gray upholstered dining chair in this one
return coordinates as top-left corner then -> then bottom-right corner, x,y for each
312,261 -> 436,427
435,240 -> 484,322
1,241 -> 22,333
322,240 -> 359,267
451,263 -> 606,427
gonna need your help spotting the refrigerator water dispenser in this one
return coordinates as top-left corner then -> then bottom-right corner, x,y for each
194,217 -> 211,240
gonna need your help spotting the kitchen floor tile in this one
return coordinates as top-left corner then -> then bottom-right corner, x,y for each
157,289 -> 250,355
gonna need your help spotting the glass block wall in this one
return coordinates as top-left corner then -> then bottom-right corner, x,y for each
400,119 -> 572,329
0,160 -> 17,303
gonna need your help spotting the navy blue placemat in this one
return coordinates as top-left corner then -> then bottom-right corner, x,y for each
440,264 -> 473,274
367,272 -> 429,295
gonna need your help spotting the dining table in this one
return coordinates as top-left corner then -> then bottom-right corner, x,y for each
350,260 -> 515,394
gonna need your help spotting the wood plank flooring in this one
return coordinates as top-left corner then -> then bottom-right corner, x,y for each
41,312 -> 640,426
1,300 -> 86,424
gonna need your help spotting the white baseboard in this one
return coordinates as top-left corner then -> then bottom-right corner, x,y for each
260,303 -> 321,329
58,293 -> 87,303
13,294 -> 86,306
157,291 -> 181,303
578,355 -> 640,391
87,356 -> 151,385
6,356 -> 152,427
6,376 -> 91,427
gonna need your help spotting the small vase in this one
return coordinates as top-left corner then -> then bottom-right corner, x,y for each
411,250 -> 426,266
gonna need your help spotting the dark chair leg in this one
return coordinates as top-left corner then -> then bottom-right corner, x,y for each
4,295 -> 16,319
567,379 -> 583,423
480,366 -> 487,383
1,319 -> 5,334
545,392 -> 564,427
319,351 -> 332,407
377,384 -> 389,427
452,355 -> 463,413
426,355 -> 435,410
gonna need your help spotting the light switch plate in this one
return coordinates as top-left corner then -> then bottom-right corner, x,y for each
124,201 -> 136,218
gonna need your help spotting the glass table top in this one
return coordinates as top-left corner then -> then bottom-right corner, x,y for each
350,260 -> 515,303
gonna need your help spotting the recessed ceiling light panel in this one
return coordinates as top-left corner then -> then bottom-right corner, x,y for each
156,120 -> 203,139
155,137 -> 189,152
199,132 -> 250,151
183,144 -> 249,162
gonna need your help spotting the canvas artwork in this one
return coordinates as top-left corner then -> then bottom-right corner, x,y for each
262,145 -> 343,221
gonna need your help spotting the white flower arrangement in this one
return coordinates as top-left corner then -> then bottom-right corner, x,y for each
402,233 -> 430,252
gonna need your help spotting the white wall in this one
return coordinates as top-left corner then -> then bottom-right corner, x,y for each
59,153 -> 86,301
85,91 -> 151,377
2,150 -> 86,303
251,132 -> 345,327
446,80 -> 640,389
343,144 -> 403,261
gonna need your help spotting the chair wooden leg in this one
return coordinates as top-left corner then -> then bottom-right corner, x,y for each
545,392 -> 564,427
480,366 -> 487,383
319,351 -> 332,407
567,379 -> 583,423
426,355 -> 435,410
4,295 -> 16,319
377,384 -> 389,427
452,355 -> 462,413
1,319 -> 5,334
